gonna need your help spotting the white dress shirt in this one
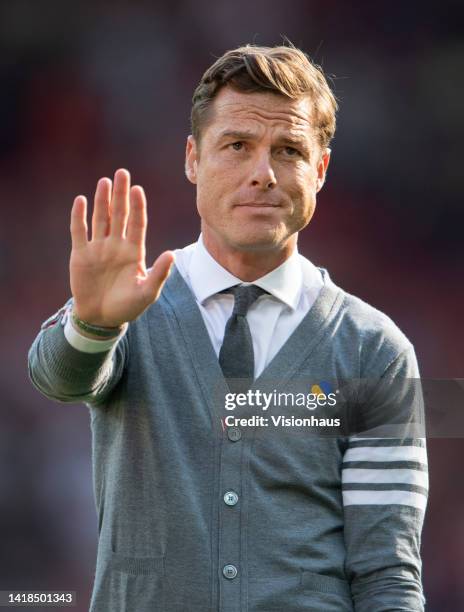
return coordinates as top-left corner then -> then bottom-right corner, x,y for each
64,235 -> 323,378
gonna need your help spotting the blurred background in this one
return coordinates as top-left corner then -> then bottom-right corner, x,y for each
1,0 -> 463,609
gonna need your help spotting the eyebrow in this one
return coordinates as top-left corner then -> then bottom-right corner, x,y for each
217,129 -> 257,142
277,136 -> 310,151
217,129 -> 310,151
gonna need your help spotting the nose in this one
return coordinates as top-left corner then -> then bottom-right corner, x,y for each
249,149 -> 277,189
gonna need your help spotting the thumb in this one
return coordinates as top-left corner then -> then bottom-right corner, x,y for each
144,251 -> 175,303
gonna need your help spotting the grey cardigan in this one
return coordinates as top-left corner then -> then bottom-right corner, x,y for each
28,267 -> 428,612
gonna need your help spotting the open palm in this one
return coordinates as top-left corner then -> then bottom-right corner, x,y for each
70,169 -> 174,328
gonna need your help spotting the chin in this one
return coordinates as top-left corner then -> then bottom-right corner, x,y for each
228,226 -> 287,252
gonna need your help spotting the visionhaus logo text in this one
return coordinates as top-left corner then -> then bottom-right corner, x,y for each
222,382 -> 341,428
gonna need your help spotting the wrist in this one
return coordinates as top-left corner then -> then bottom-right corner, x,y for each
71,307 -> 126,339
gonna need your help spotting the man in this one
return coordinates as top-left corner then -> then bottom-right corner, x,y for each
28,44 -> 428,611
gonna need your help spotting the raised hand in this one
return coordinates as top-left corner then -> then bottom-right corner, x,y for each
69,169 -> 174,328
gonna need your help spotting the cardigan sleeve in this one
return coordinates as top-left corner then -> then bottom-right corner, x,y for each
342,345 -> 428,611
27,298 -> 129,405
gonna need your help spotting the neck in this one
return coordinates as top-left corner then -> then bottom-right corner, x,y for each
202,232 -> 297,282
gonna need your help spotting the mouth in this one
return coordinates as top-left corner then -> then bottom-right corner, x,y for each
234,202 -> 280,208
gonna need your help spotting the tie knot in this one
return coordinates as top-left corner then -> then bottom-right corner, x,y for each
229,285 -> 267,317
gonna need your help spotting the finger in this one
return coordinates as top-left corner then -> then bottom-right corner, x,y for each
70,196 -> 88,249
92,178 -> 111,240
126,185 -> 147,247
143,251 -> 175,303
110,168 -> 130,238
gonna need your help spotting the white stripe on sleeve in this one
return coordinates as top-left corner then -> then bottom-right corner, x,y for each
343,489 -> 427,511
344,445 -> 427,465
342,468 -> 429,489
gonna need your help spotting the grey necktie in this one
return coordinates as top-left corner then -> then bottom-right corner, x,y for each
219,285 -> 267,391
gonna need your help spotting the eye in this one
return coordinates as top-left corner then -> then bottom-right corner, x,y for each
283,146 -> 300,157
231,141 -> 243,151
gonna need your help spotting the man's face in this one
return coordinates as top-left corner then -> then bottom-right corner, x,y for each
185,86 -> 330,253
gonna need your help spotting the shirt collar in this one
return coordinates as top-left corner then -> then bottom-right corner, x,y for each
187,234 -> 304,311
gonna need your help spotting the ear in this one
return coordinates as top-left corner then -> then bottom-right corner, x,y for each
185,135 -> 198,184
316,148 -> 331,192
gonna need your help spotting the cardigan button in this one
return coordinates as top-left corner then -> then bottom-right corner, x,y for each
223,564 -> 238,579
223,490 -> 239,506
227,427 -> 242,442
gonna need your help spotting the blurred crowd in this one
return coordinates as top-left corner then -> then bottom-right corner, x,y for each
0,1 -> 462,610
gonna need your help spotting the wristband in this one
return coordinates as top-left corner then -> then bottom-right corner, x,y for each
71,309 -> 125,339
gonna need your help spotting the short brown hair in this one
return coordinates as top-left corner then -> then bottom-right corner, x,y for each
191,44 -> 338,149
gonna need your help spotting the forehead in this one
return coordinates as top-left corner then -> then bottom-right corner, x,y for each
205,86 -> 315,140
